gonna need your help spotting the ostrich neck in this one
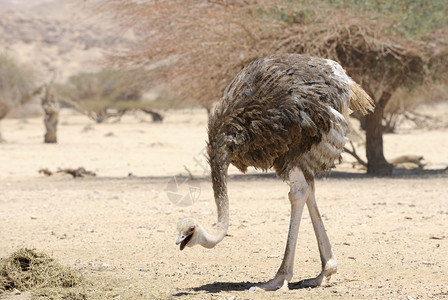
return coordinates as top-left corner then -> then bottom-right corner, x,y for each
201,152 -> 230,248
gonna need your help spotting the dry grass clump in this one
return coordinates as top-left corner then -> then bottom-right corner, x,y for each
0,248 -> 86,299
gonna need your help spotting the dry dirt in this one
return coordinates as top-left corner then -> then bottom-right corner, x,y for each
0,109 -> 447,299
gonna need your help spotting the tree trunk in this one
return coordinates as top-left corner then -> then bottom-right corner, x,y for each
365,104 -> 393,175
41,85 -> 59,143
44,110 -> 59,143
363,79 -> 403,176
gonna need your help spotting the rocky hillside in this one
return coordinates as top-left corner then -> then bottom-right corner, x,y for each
0,0 -> 135,83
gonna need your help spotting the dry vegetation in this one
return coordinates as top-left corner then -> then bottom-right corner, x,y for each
0,248 -> 85,299
101,0 -> 285,109
100,0 -> 447,109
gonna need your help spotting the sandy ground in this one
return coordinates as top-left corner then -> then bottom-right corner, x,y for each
1,109 -> 447,299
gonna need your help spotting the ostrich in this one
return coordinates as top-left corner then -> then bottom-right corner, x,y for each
176,54 -> 373,291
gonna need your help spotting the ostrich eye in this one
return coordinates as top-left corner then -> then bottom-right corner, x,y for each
189,226 -> 195,232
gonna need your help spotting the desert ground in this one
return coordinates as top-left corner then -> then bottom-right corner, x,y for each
0,108 -> 447,299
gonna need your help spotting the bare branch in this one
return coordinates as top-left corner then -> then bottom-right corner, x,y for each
343,140 -> 367,167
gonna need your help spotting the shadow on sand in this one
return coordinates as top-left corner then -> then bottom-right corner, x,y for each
172,279 -> 326,297
72,166 -> 447,184
172,281 -> 250,297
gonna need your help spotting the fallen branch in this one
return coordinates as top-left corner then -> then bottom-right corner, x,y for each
38,167 -> 96,178
57,167 -> 96,178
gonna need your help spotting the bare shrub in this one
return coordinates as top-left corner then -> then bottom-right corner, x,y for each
55,68 -> 161,123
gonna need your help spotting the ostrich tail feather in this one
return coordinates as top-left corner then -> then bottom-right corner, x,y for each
349,82 -> 375,115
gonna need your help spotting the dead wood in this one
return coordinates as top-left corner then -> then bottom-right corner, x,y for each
57,167 -> 96,178
343,140 -> 367,167
39,167 -> 96,178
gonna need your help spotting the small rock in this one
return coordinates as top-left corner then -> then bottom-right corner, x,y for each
157,228 -> 165,232
407,296 -> 415,300
30,215 -> 37,220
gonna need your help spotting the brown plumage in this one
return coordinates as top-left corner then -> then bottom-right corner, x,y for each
207,54 -> 373,181
177,53 -> 373,291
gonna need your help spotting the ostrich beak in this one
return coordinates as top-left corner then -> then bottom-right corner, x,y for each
175,235 -> 185,245
176,233 -> 193,251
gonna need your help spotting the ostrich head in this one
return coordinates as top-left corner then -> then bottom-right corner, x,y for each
176,218 -> 199,250
175,216 -> 229,250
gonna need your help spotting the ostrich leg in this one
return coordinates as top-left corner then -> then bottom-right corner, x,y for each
298,183 -> 337,287
250,167 -> 310,291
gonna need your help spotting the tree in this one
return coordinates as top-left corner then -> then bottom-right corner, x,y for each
55,68 -> 162,123
274,2 -> 448,174
0,54 -> 37,141
95,0 -> 276,110
276,16 -> 442,175
97,0 -> 447,175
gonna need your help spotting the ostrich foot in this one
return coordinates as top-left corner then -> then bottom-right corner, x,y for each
296,259 -> 337,288
249,276 -> 289,292
297,274 -> 330,288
